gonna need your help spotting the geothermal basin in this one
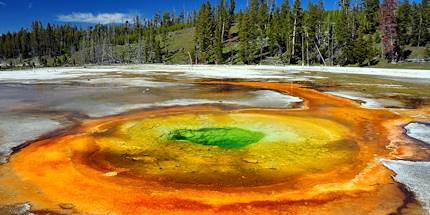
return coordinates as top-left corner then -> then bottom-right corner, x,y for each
0,65 -> 430,215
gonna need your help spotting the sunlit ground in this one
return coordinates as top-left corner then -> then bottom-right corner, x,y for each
0,65 -> 429,214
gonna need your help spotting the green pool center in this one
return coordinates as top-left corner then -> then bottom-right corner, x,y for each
168,127 -> 265,149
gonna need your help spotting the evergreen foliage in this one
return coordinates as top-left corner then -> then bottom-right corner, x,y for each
425,44 -> 430,58
1,0 -> 430,68
364,0 -> 380,33
397,0 -> 412,46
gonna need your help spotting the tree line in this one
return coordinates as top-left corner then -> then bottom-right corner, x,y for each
0,11 -> 194,67
1,0 -> 430,67
194,0 -> 430,66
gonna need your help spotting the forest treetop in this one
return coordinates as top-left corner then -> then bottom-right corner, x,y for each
1,0 -> 429,68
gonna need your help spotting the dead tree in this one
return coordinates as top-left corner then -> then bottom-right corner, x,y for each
380,0 -> 398,61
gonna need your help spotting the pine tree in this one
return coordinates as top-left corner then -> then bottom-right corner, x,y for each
195,2 -> 215,63
256,0 -> 269,62
420,0 -> 430,44
363,0 -> 380,33
353,14 -> 378,66
336,0 -> 354,65
2,0 -> 429,67
239,11 -> 251,63
214,0 -> 228,64
268,9 -> 278,54
305,0 -> 325,64
228,0 -> 236,29
238,0 -> 260,64
352,35 -> 367,65
425,44 -> 430,58
380,0 -> 399,61
280,0 -> 292,62
290,0 -> 304,64
397,0 -> 412,46
30,21 -> 43,57
411,3 -> 421,46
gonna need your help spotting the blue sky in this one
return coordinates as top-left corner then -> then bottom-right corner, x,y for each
0,0 -> 370,33
0,0 -> 349,33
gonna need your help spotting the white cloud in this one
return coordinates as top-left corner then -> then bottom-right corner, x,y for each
0,1 -> 6,6
57,12 -> 134,24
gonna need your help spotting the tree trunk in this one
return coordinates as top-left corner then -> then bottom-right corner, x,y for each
291,17 -> 297,63
301,36 -> 304,66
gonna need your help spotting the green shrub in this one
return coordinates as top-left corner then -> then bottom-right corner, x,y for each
425,44 -> 430,59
